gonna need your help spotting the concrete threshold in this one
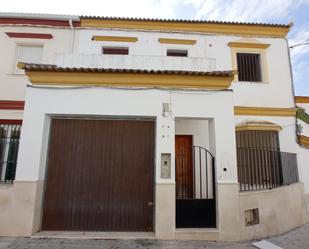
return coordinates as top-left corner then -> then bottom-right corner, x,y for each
32,231 -> 155,240
175,228 -> 219,240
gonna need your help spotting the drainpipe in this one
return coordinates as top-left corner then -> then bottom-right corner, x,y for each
284,26 -> 299,144
69,19 -> 75,53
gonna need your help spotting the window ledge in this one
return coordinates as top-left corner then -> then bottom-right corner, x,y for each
235,81 -> 269,84
239,182 -> 300,196
6,73 -> 25,76
0,182 -> 14,189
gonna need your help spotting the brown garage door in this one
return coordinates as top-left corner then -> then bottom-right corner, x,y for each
42,118 -> 155,231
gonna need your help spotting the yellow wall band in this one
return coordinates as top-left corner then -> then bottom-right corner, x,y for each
236,124 -> 282,132
228,42 -> 270,49
158,38 -> 196,45
81,19 -> 290,38
92,35 -> 138,42
234,106 -> 298,116
25,71 -> 234,89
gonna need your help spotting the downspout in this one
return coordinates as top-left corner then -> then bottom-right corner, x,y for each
284,36 -> 300,144
69,19 -> 75,53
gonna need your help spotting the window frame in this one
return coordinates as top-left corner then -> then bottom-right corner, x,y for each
229,42 -> 269,83
236,52 -> 262,82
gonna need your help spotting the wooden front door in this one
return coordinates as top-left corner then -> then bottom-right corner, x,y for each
175,135 -> 193,199
42,118 -> 155,231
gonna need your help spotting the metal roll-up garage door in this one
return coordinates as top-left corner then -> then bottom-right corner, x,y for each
42,118 -> 155,231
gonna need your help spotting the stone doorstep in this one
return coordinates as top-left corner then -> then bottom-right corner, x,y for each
175,228 -> 219,241
31,231 -> 155,240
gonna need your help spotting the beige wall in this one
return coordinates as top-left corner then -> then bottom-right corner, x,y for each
155,183 -> 175,239
237,183 -> 307,241
0,181 -> 307,240
176,183 -> 308,241
0,181 -> 43,236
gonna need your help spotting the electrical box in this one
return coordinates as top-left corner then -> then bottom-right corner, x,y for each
161,153 -> 171,179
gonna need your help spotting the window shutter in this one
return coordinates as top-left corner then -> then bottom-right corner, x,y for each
16,45 -> 43,73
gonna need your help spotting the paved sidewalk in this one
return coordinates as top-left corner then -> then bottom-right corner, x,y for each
1,223 -> 309,249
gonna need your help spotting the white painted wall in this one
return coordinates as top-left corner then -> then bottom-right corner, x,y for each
55,53 -> 216,71
0,25 -> 295,118
175,119 -> 209,149
231,38 -> 294,108
16,86 -> 237,184
0,25 -> 74,119
75,29 -> 294,108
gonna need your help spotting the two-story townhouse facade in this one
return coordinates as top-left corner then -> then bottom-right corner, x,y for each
0,13 -> 308,241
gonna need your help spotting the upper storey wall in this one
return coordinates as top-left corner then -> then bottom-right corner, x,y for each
75,28 -> 294,107
0,16 -> 294,108
0,25 -> 74,100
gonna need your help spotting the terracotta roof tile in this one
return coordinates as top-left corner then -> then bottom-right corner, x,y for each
80,15 -> 292,28
18,63 -> 236,77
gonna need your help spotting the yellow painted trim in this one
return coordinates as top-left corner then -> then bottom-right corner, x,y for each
234,106 -> 298,116
295,96 -> 309,103
81,19 -> 290,38
228,42 -> 270,49
158,38 -> 196,45
25,71 -> 235,89
236,124 -> 282,132
92,35 -> 138,42
230,45 -> 269,83
299,135 -> 309,147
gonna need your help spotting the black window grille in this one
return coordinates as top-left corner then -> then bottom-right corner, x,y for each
236,130 -> 299,191
0,123 -> 21,183
236,53 -> 262,82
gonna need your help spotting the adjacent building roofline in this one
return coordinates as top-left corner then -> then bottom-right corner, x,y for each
0,12 -> 80,21
295,96 -> 309,103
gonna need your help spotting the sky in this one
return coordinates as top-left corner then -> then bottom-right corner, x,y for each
2,0 -> 309,95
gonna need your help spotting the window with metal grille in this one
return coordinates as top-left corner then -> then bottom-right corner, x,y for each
0,123 -> 21,183
236,53 -> 262,82
166,49 -> 188,57
236,130 -> 282,191
102,47 -> 129,55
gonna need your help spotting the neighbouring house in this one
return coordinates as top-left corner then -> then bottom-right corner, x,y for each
0,12 -> 308,241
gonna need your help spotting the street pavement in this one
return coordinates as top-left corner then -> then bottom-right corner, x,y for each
1,223 -> 309,249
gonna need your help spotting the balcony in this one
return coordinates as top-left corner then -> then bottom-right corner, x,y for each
54,53 -> 216,71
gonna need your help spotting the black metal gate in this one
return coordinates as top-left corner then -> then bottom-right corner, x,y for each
176,145 -> 216,228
